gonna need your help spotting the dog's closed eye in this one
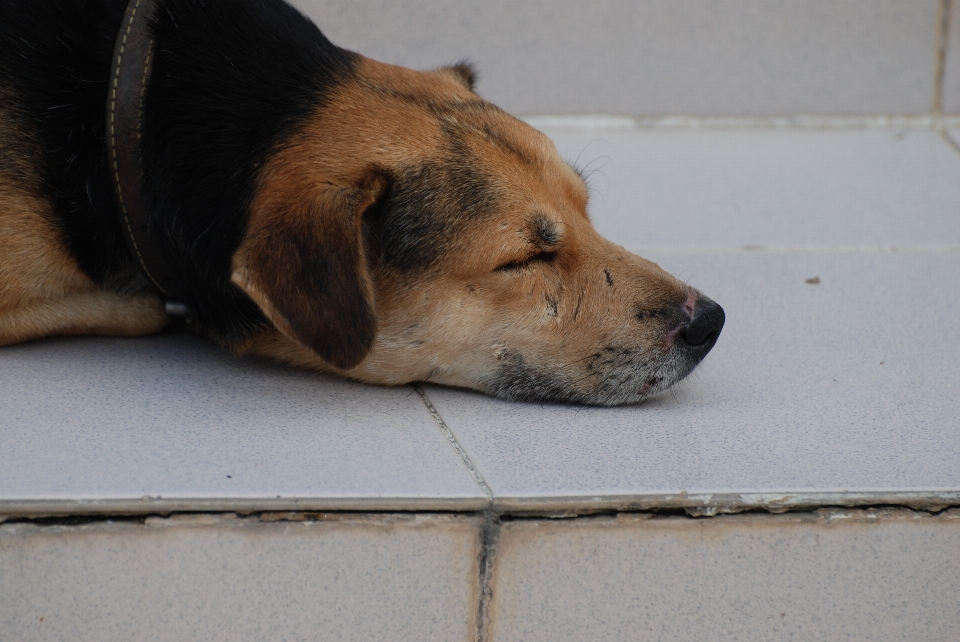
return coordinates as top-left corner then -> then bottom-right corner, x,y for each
494,250 -> 557,273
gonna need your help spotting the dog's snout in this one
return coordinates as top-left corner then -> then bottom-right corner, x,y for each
679,298 -> 725,352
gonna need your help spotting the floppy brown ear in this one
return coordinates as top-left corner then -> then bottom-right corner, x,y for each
231,172 -> 387,370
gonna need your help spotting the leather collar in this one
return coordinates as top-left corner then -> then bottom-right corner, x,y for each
107,0 -> 181,299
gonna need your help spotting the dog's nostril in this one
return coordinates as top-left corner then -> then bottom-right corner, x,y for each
680,298 -> 725,348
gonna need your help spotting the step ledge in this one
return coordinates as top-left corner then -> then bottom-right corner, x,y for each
3,491 -> 958,519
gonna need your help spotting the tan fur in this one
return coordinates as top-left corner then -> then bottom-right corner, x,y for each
0,103 -> 168,346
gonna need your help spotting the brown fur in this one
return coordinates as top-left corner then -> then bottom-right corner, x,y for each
231,58 -> 702,404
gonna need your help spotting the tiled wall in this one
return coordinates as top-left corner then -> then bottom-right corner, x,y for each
289,0 -> 954,116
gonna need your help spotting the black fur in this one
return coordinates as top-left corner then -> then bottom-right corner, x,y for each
0,0 -> 132,286
142,0 -> 357,344
1,0 -> 357,345
530,215 -> 560,247
371,157 -> 499,273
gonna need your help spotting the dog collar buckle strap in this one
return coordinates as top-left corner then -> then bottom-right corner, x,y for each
107,0 -> 181,300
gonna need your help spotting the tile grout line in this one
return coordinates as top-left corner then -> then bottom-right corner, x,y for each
414,385 -> 493,499
934,0 -> 953,114
412,385 -> 499,642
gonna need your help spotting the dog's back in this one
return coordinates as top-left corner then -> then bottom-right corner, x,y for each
0,0 -> 359,347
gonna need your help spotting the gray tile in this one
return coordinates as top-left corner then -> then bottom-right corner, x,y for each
950,129 -> 960,150
423,250 -> 960,508
943,0 -> 960,113
543,129 -> 960,251
0,514 -> 478,641
291,0 -> 940,116
488,510 -> 960,642
0,334 -> 486,514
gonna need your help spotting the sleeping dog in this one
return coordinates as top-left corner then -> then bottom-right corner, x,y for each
0,0 -> 724,406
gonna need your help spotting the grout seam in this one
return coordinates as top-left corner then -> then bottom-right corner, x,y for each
474,510 -> 502,642
934,0 -> 954,114
414,385 -> 493,499
4,504 -> 956,528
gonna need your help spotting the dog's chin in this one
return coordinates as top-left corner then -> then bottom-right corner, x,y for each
479,347 -> 705,407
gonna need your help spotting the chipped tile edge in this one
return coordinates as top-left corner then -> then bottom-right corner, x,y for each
5,491 -> 959,520
491,491 -> 960,516
0,496 -> 491,519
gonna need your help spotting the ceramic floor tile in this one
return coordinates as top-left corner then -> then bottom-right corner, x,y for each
541,130 -> 960,251
488,511 -> 960,642
0,334 -> 486,513
423,250 -> 960,508
0,514 -> 479,641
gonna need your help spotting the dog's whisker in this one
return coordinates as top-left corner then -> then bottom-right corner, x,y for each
542,354 -> 595,377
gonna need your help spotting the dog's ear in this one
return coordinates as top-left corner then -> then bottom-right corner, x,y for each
231,171 -> 388,370
437,61 -> 477,91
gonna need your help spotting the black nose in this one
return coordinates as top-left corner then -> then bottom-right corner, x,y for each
680,297 -> 725,352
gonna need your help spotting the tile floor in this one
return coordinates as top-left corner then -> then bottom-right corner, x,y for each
3,127 -> 959,641
2,128 -> 959,515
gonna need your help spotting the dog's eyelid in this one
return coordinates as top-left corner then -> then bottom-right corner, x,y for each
493,249 -> 557,273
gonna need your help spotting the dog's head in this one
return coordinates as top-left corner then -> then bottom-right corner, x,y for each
231,57 -> 723,405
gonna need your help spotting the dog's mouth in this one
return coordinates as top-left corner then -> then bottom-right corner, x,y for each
483,295 -> 725,406
638,376 -> 659,396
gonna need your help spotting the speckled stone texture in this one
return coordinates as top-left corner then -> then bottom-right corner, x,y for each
290,0 -> 941,116
3,129 -> 960,515
487,510 -> 960,642
0,334 -> 485,513
0,514 -> 479,642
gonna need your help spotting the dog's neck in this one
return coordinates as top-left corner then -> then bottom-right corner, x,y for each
107,0 -> 180,298
104,0 -> 356,345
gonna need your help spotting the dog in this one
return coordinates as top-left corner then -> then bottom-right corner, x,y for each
0,0 -> 724,406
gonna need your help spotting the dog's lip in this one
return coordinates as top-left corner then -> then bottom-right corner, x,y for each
638,376 -> 659,395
